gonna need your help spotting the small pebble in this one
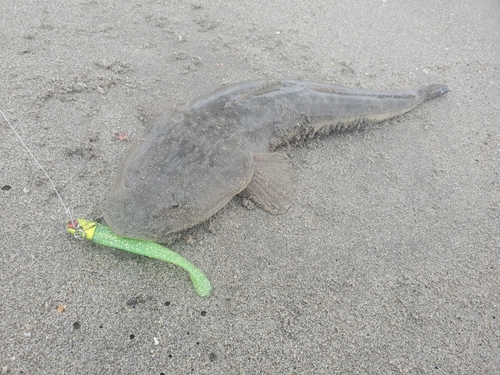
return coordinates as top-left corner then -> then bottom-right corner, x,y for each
127,297 -> 138,307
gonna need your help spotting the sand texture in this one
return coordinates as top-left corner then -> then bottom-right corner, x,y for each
1,1 -> 499,374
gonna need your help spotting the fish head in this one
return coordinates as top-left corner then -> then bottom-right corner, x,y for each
103,115 -> 254,242
104,164 -> 194,241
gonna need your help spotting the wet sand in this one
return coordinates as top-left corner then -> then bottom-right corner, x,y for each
1,1 -> 499,373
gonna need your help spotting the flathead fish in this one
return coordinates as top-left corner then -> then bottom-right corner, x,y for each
104,80 -> 449,241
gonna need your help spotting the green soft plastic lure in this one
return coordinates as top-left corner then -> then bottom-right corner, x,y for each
66,219 -> 211,297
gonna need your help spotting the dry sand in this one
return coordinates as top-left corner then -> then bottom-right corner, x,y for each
1,0 -> 499,374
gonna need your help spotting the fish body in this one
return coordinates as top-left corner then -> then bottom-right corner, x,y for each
104,80 -> 448,241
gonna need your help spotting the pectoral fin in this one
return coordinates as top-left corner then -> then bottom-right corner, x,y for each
241,152 -> 293,214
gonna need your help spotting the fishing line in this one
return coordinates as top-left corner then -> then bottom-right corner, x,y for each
1,107 -> 211,296
0,107 -> 77,228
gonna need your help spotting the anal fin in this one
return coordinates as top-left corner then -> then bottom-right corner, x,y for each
241,153 -> 293,214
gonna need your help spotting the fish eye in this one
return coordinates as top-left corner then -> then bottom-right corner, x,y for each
124,170 -> 138,188
171,203 -> 180,209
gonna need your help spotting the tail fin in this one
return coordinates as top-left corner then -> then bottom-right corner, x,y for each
418,84 -> 450,100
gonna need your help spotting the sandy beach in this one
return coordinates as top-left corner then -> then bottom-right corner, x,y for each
1,0 -> 499,373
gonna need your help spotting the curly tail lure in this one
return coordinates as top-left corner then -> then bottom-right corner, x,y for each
66,219 -> 212,297
2,108 -> 211,297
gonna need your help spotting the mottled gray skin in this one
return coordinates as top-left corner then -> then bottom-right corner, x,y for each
104,80 -> 449,242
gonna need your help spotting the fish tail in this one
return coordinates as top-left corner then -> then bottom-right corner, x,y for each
418,84 -> 450,100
